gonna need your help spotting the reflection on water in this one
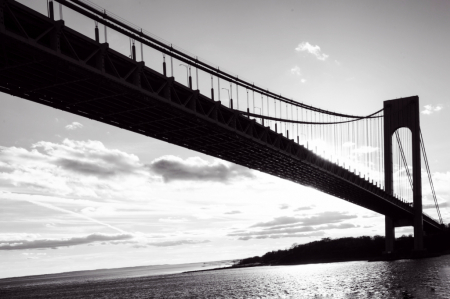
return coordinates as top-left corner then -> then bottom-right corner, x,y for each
1,255 -> 450,298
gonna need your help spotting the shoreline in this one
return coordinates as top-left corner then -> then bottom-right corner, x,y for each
184,251 -> 450,274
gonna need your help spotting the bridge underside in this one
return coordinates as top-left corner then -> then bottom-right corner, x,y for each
0,0 -> 442,232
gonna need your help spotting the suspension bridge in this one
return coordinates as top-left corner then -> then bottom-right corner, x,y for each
0,0 -> 445,254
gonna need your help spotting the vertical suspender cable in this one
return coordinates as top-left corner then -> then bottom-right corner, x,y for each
218,74 -> 221,101
297,107 -> 299,142
246,89 -> 249,111
261,94 -> 264,120
291,104 -> 294,140
196,58 -> 199,90
140,29 -> 144,61
104,10 -> 108,43
252,89 -> 255,113
236,78 -> 239,110
210,75 -> 214,100
366,118 -> 369,177
170,45 -> 174,77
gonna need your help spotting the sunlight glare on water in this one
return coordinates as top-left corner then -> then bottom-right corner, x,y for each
1,256 -> 450,298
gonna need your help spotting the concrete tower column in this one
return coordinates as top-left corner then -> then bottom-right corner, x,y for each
385,217 -> 395,253
383,96 -> 423,253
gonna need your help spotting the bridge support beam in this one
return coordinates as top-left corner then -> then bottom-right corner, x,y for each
0,0 -> 5,32
384,216 -> 395,253
384,96 -> 424,253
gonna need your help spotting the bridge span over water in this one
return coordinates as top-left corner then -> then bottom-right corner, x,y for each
0,0 -> 445,253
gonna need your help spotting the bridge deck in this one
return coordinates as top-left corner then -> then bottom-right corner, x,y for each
0,0 -> 441,231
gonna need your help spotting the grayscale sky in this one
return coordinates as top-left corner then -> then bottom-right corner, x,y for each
0,0 -> 449,278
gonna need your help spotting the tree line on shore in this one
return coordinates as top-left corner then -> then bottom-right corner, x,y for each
236,225 -> 450,266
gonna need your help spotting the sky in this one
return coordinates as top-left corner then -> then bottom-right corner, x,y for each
1,0 -> 450,278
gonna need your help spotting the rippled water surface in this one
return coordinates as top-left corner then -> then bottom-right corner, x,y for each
1,255 -> 450,298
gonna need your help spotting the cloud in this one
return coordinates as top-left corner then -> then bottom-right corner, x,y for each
230,226 -> 315,236
362,213 -> 381,218
421,105 -> 443,115
238,236 -> 251,241
250,212 -> 356,228
65,122 -> 83,130
290,66 -> 301,76
250,216 -> 302,228
352,146 -> 378,154
290,66 -> 306,83
45,139 -> 142,178
224,210 -> 241,215
148,156 -> 254,183
147,239 -> 210,247
300,212 -> 357,226
430,172 -> 450,193
0,139 -> 148,197
257,232 -> 325,239
295,42 -> 329,61
319,223 -> 357,230
230,212 -> 357,241
294,206 -> 313,211
0,233 -> 42,241
423,202 -> 449,209
56,158 -> 129,178
422,172 -> 450,207
279,204 -> 289,210
109,240 -> 138,245
158,217 -> 188,223
22,252 -> 47,260
232,223 -> 355,238
238,232 -> 324,241
0,233 -> 133,250
132,244 -> 147,249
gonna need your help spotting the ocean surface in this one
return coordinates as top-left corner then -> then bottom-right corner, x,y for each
1,255 -> 450,298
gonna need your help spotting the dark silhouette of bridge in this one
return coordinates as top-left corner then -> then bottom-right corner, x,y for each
0,0 -> 445,254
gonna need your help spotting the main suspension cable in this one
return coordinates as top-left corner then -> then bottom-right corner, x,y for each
242,109 -> 383,125
395,131 -> 414,191
420,129 -> 443,225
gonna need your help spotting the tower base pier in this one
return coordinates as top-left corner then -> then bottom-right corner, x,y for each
383,216 -> 427,256
384,216 -> 395,254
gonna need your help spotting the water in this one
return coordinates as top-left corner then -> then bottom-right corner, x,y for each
1,256 -> 450,298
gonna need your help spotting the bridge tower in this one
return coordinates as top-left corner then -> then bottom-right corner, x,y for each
383,96 -> 423,253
